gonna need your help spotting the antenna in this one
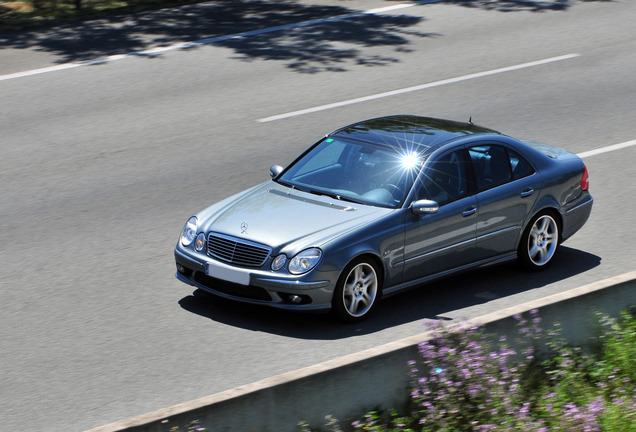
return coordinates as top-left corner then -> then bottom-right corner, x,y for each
469,117 -> 473,124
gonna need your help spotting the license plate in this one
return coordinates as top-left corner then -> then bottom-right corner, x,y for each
205,262 -> 250,286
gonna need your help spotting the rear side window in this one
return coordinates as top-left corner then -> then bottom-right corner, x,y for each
468,145 -> 511,190
509,149 -> 535,179
468,144 -> 534,191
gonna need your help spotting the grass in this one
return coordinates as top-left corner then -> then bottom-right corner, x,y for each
0,0 -> 205,31
300,309 -> 636,432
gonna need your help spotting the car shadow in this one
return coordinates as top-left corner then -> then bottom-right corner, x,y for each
178,245 -> 601,339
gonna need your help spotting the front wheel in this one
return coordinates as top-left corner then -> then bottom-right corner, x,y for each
518,211 -> 560,271
332,258 -> 381,323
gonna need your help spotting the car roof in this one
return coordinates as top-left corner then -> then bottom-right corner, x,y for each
329,115 -> 501,153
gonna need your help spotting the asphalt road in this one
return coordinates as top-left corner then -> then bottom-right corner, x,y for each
1,1 -> 635,431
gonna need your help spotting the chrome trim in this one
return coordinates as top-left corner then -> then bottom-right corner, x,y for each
268,189 -> 356,211
397,238 -> 476,267
207,232 -> 272,267
462,207 -> 477,217
476,225 -> 519,242
520,188 -> 534,197
566,196 -> 593,215
253,278 -> 331,290
383,252 -> 517,297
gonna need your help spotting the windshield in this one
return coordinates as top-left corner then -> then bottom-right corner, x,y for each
276,137 -> 425,208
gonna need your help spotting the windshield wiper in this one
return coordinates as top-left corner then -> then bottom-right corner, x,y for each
309,189 -> 341,200
337,195 -> 365,205
275,180 -> 312,193
274,179 -> 294,189
309,189 -> 365,205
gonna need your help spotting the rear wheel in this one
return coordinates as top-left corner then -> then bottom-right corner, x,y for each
518,211 -> 560,271
332,258 -> 381,323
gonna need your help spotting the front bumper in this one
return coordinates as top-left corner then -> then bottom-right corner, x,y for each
174,247 -> 334,312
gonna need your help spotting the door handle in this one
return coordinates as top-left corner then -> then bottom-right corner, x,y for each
520,188 -> 534,198
462,206 -> 477,217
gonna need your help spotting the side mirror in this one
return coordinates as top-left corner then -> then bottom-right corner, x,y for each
269,165 -> 284,179
411,199 -> 439,215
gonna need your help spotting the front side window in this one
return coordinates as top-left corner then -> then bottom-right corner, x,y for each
414,150 -> 467,206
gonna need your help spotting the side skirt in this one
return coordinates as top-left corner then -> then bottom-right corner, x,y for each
381,252 -> 517,298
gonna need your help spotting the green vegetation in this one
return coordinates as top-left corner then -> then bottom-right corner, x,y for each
300,309 -> 636,432
0,0 -> 203,31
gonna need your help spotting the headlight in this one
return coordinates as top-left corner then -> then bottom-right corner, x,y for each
180,216 -> 198,247
288,248 -> 322,275
194,233 -> 206,252
271,254 -> 287,271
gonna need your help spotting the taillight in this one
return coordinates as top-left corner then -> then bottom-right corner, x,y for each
581,166 -> 589,191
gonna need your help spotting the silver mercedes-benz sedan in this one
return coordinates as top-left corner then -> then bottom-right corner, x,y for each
174,116 -> 593,322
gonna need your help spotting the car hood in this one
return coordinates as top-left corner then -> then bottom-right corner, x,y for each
198,182 -> 391,254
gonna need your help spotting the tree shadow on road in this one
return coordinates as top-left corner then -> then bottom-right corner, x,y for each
179,246 -> 601,339
445,0 -> 613,13
0,0 -> 613,72
0,0 -> 432,73
216,13 -> 431,74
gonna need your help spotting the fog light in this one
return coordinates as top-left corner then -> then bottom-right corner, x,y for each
289,295 -> 302,304
177,265 -> 185,273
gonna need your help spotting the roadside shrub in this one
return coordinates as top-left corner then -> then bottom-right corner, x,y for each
300,308 -> 636,432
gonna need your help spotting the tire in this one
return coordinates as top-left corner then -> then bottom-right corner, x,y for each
518,211 -> 560,271
332,257 -> 381,323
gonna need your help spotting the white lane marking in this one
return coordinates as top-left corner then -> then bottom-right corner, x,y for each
257,54 -> 581,122
0,63 -> 83,80
367,3 -> 424,14
0,2 -> 440,82
0,54 -> 130,81
577,139 -> 636,159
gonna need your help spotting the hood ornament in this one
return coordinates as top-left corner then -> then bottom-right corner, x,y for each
240,222 -> 248,234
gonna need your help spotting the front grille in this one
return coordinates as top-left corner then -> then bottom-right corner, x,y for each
207,233 -> 271,267
194,272 -> 272,301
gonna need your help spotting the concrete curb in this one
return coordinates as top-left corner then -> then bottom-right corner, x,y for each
86,270 -> 636,432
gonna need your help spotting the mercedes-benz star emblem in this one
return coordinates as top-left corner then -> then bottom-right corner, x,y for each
240,222 -> 248,234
